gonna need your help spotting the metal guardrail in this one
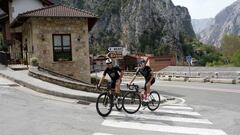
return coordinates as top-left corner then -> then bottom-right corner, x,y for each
124,71 -> 240,80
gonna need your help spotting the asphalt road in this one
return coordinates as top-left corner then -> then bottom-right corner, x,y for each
1,76 -> 240,135
151,80 -> 240,135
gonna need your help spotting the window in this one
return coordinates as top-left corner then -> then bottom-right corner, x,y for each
52,34 -> 72,61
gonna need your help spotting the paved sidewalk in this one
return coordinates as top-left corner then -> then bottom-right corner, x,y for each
0,64 -> 99,102
0,64 -> 168,103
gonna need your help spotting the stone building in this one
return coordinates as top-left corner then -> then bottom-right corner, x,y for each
140,55 -> 176,71
0,0 -> 98,83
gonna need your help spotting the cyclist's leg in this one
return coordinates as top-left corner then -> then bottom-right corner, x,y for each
110,81 -> 116,98
144,81 -> 148,100
145,78 -> 155,99
115,79 -> 121,97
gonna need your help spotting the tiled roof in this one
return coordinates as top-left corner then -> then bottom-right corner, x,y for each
11,5 -> 98,30
19,5 -> 97,18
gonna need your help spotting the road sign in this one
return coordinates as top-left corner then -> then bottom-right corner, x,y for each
186,55 -> 192,65
186,55 -> 192,77
108,47 -> 123,52
109,52 -> 123,59
108,47 -> 123,59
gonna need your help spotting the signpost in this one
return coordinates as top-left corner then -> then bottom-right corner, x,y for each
108,47 -> 123,66
108,47 -> 123,52
186,55 -> 192,77
108,47 -> 123,59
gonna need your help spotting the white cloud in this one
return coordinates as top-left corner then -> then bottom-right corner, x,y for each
171,0 -> 237,19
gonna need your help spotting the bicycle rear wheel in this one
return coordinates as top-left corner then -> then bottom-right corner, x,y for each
115,96 -> 123,111
147,91 -> 160,111
122,92 -> 141,114
96,92 -> 112,117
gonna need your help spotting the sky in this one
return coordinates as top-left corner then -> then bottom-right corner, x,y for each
171,0 -> 237,19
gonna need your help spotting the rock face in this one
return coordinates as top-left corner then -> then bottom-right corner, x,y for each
191,18 -> 214,34
199,0 -> 240,47
54,0 -> 195,58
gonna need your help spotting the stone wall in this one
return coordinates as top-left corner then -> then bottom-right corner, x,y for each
22,17 -> 91,83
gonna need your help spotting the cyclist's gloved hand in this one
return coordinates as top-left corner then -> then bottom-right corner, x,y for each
96,84 -> 101,89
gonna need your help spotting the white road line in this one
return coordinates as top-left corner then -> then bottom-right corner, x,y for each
123,106 -> 200,116
163,103 -> 188,106
153,109 -> 201,116
110,111 -> 212,124
93,133 -> 115,135
161,106 -> 193,110
102,120 -> 227,135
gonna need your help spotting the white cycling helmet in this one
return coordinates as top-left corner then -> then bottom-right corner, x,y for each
105,58 -> 112,64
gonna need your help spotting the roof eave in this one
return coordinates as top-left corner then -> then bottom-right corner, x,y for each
11,16 -> 99,29
41,0 -> 54,6
88,17 -> 98,31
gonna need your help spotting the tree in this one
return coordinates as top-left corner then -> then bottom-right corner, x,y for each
156,44 -> 170,56
221,34 -> 240,62
232,50 -> 240,66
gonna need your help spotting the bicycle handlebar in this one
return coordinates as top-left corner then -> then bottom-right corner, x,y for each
127,83 -> 139,90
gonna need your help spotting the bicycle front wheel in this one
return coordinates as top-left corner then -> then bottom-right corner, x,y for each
96,92 -> 112,117
122,92 -> 141,114
148,91 -> 160,111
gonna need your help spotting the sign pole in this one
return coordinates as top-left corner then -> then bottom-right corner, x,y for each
188,63 -> 191,77
186,55 -> 192,77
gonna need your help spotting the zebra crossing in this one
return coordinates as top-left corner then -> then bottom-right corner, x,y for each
93,103 -> 227,135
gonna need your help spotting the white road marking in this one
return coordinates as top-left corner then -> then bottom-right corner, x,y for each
93,133 -> 115,135
154,109 -> 201,116
102,120 -> 227,135
110,111 -> 212,124
162,103 -> 188,106
123,106 -> 200,116
161,106 -> 193,110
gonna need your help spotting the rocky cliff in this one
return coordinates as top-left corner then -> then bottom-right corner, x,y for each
199,0 -> 240,47
192,18 -> 214,34
54,0 -> 195,58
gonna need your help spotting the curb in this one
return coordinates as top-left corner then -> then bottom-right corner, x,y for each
210,78 -> 237,84
28,69 -> 98,93
0,72 -> 173,104
0,72 -> 98,102
188,77 -> 208,83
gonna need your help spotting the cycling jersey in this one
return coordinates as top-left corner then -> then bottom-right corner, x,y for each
103,66 -> 122,81
136,66 -> 152,81
136,66 -> 155,91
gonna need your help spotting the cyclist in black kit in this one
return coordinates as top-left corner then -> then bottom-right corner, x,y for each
129,59 -> 155,102
98,58 -> 123,98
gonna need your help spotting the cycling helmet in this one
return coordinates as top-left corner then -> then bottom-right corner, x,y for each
105,58 -> 112,64
138,59 -> 146,65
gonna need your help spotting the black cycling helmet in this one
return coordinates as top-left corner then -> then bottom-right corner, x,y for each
138,59 -> 146,65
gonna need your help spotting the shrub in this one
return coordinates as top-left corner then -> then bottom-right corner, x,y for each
30,57 -> 39,66
232,50 -> 240,67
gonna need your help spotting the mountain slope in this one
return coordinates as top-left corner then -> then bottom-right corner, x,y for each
191,18 -> 214,34
53,0 -> 195,59
199,0 -> 240,47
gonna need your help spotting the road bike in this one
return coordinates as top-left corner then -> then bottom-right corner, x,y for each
96,84 -> 123,117
122,84 -> 160,114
